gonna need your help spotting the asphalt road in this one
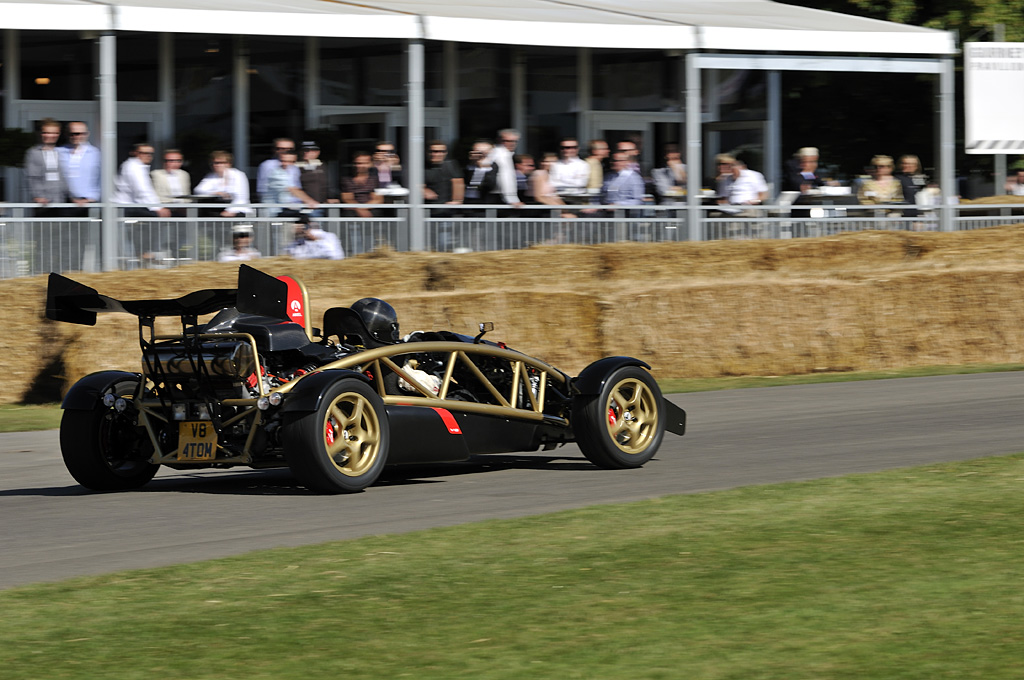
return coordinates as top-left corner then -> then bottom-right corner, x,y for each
2,372 -> 1022,590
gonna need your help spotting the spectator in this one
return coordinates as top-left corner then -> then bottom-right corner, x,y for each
267,150 -> 318,217
489,128 -> 523,207
25,118 -> 68,215
298,141 -> 331,212
464,140 -> 497,207
194,150 -> 252,216
112,143 -> 171,218
783,147 -> 826,194
256,137 -> 296,201
717,155 -> 769,215
585,139 -> 609,193
616,139 -> 642,174
286,214 -> 344,260
423,140 -> 464,216
340,151 -> 383,218
514,153 -> 535,203
59,120 -> 101,213
652,143 -> 687,203
549,137 -> 589,194
372,141 -> 403,187
602,152 -> 646,206
218,223 -> 261,262
151,148 -> 191,213
896,154 -> 927,204
857,155 -> 904,207
1005,169 -> 1024,196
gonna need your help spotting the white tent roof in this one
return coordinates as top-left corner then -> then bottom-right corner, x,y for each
0,0 -> 957,54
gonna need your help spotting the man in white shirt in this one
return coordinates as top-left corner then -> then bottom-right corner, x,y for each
1006,169 -> 1024,196
488,128 -> 523,207
548,137 -> 590,194
112,144 -> 172,218
717,155 -> 768,215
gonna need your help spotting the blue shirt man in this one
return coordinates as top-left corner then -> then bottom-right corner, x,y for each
59,121 -> 102,204
602,153 -> 646,205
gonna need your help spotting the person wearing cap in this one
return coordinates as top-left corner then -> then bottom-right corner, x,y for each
286,215 -> 344,260
298,142 -> 332,215
218,224 -> 261,262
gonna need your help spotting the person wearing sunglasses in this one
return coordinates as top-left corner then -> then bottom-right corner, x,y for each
59,121 -> 101,212
255,137 -> 297,202
549,137 -> 590,194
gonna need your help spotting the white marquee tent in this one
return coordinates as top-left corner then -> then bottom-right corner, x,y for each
1,0 -> 959,256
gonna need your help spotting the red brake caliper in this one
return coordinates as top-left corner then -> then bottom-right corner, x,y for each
607,406 -> 617,427
325,419 -> 336,446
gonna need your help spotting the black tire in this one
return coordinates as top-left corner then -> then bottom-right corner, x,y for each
283,378 -> 390,493
60,378 -> 159,491
573,366 -> 665,469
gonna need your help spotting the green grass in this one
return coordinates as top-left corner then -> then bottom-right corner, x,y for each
0,403 -> 62,433
4,455 -> 1024,678
658,362 -> 1024,393
2,363 -> 1023,435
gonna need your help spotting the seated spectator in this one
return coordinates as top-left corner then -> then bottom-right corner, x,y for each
194,150 -> 253,217
341,151 -> 384,217
151,149 -> 191,211
218,224 -> 261,262
286,215 -> 344,260
256,138 -> 295,201
857,155 -> 904,207
783,147 -> 826,194
896,154 -> 927,204
112,143 -> 171,218
1005,169 -> 1024,196
267,150 -> 318,217
652,144 -> 686,203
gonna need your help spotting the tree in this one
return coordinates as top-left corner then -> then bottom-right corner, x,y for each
776,0 -> 1024,41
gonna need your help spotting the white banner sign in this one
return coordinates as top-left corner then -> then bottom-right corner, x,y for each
965,42 -> 1024,154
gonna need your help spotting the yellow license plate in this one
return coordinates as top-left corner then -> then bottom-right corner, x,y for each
177,421 -> 218,461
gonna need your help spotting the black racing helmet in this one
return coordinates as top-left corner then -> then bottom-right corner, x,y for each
351,297 -> 400,344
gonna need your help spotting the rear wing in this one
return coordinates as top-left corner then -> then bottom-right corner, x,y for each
45,264 -> 290,326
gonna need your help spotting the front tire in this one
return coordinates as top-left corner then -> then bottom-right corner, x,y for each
283,378 -> 390,493
60,378 -> 159,491
573,366 -> 665,469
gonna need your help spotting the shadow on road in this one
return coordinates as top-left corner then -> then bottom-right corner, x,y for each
0,453 -> 597,497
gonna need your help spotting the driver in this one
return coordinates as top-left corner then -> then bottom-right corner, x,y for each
350,297 -> 400,344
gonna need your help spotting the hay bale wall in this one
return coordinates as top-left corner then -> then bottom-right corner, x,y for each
7,226 -> 1024,404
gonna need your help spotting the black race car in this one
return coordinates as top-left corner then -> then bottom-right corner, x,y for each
46,265 -> 686,493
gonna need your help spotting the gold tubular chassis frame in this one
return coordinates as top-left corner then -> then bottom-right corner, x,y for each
134,337 -> 570,466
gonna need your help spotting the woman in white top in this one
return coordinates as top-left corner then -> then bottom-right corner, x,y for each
195,150 -> 252,216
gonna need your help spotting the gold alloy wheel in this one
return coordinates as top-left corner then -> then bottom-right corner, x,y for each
604,377 -> 659,454
322,391 -> 382,476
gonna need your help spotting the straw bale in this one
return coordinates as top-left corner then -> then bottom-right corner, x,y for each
9,225 -> 1024,404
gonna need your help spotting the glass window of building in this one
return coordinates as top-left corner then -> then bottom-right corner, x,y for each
117,33 -> 160,102
174,35 -> 234,172
321,39 -> 405,108
592,50 -> 681,112
248,36 -> 306,163
20,31 -> 95,101
458,45 -> 511,146
525,47 -> 578,157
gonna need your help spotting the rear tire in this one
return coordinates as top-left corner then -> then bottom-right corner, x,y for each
283,378 -> 390,493
573,366 -> 664,469
60,378 -> 159,491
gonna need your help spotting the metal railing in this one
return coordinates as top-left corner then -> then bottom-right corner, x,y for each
1,201 -> 1022,278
